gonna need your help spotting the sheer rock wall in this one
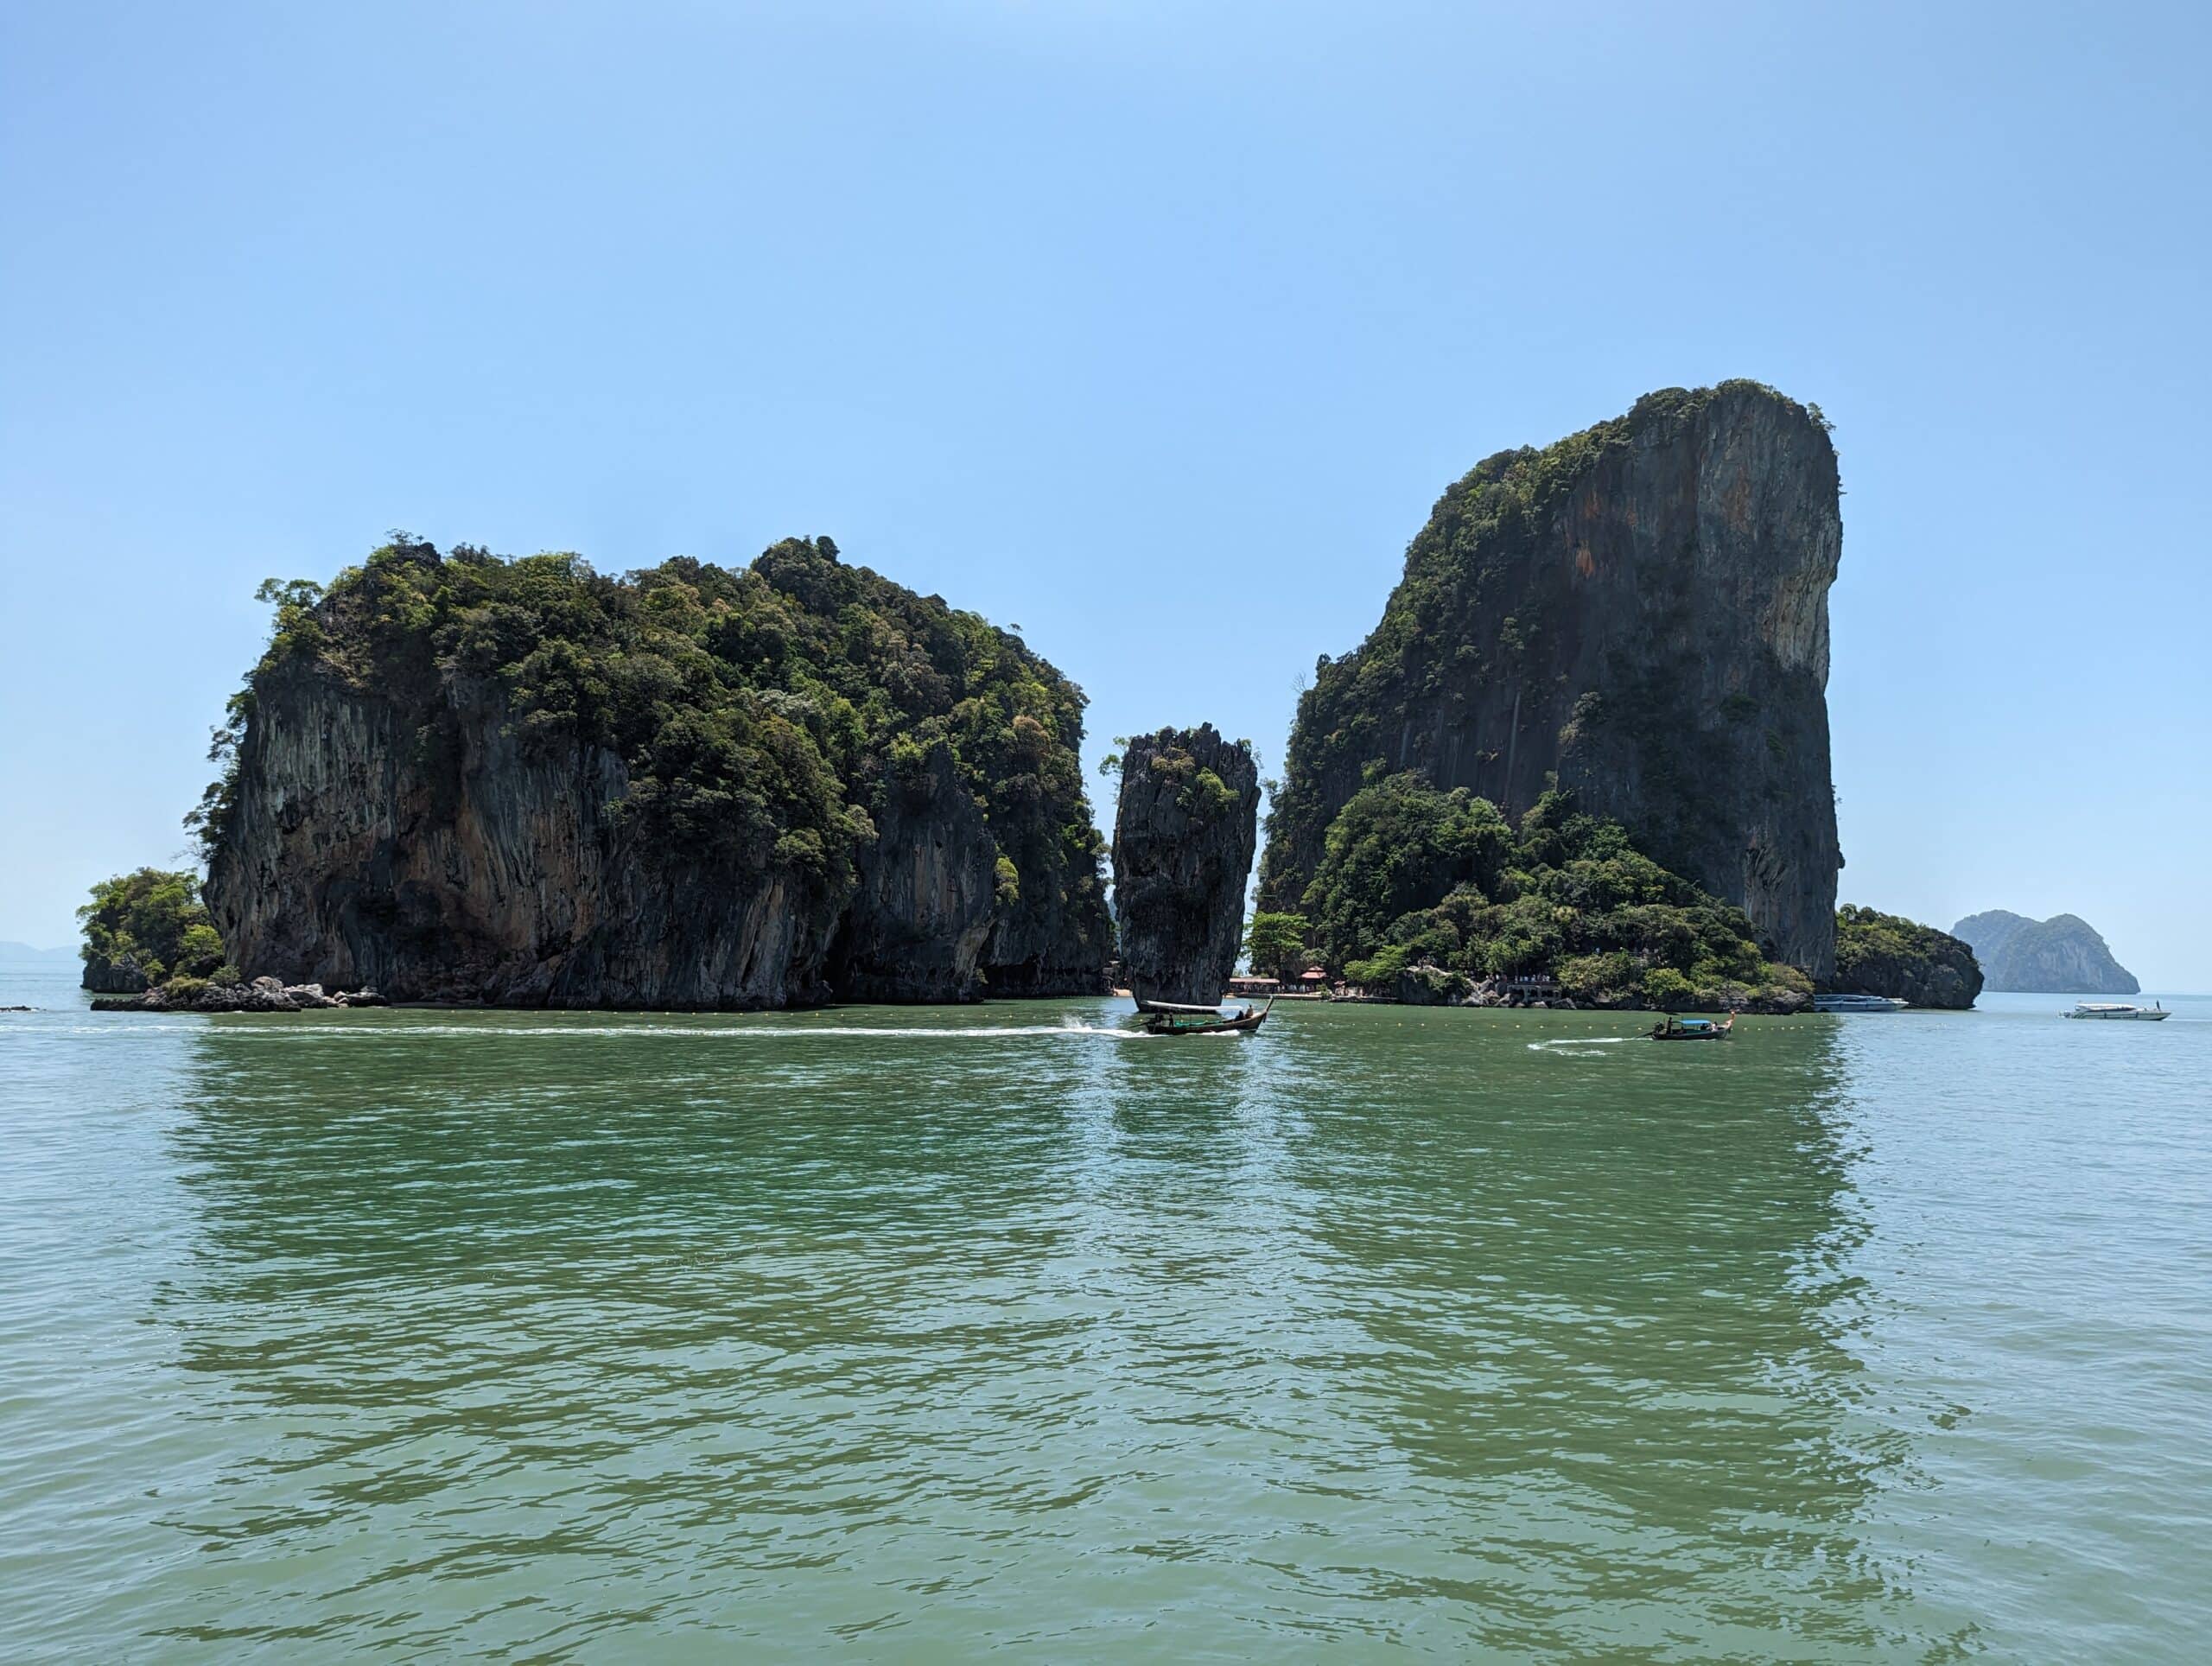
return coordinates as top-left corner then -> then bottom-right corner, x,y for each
1259,382 -> 1844,976
1111,725 -> 1261,1006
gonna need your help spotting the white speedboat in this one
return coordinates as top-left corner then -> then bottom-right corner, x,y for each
2064,1001 -> 2170,1021
1813,994 -> 1907,1013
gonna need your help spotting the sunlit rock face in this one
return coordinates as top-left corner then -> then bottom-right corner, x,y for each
1259,381 -> 1844,976
207,659 -> 837,1008
204,538 -> 1112,1008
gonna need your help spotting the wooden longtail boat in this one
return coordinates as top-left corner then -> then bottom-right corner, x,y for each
1649,1011 -> 1735,1041
1135,995 -> 1274,1036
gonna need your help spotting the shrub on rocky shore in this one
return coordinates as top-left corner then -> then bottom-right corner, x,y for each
77,868 -> 229,993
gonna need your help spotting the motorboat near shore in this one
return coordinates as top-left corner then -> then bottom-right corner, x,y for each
1649,1012 -> 1733,1041
2064,1001 -> 2170,1021
1813,994 -> 1908,1014
1133,995 -> 1274,1036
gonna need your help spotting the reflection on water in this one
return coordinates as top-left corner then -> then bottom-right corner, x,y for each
7,989 -> 2207,1657
1266,1014 -> 1913,1655
125,1005 -> 1917,1656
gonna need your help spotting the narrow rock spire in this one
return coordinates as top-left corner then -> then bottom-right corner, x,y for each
1111,725 -> 1261,1006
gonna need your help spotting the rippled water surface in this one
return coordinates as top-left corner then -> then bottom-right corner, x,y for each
3,970 -> 2209,1659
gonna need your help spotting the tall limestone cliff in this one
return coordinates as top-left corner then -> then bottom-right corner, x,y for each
1111,726 -> 1261,1006
1259,381 -> 1843,976
827,741 -> 999,1002
1953,910 -> 2139,995
200,537 -> 1111,1008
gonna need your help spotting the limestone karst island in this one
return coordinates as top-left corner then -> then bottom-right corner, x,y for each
12,12 -> 2206,1656
73,382 -> 2158,1027
73,383 -> 2143,1023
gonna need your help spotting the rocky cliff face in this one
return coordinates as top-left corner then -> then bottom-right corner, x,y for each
1954,910 -> 2139,994
829,741 -> 997,1002
1829,905 -> 1983,1009
211,661 -> 842,1007
211,659 -> 840,1000
1110,726 -> 1260,1006
1259,382 -> 1843,976
1952,909 -> 2029,970
80,954 -> 154,994
204,537 -> 1110,1008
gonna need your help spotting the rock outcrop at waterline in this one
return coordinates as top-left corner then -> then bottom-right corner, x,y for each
1953,910 -> 2139,995
1110,726 -> 1261,1007
93,976 -> 390,1014
81,957 -> 154,995
1258,381 -> 1844,977
200,537 -> 1112,1008
1828,905 -> 1983,1008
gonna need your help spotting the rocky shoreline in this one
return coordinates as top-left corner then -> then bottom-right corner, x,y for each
92,976 -> 391,1014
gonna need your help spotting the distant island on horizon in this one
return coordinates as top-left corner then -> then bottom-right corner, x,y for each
0,941 -> 73,964
1953,910 -> 2139,995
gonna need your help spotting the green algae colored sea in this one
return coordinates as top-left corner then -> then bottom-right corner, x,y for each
3,971 -> 2209,1660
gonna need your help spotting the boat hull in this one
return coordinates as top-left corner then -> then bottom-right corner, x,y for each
1813,995 -> 1907,1014
1139,996 -> 1274,1036
1649,1015 -> 1734,1041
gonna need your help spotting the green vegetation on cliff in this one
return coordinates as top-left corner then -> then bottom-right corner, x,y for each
1829,905 -> 1983,1009
1243,911 -> 1312,981
1296,774 -> 1811,1008
1256,379 -> 1841,977
194,536 -> 1109,973
79,868 -> 234,993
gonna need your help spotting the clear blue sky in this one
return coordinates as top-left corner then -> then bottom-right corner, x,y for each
3,1 -> 2207,986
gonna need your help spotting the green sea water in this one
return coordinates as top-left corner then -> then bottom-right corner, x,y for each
3,970 -> 2208,1660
